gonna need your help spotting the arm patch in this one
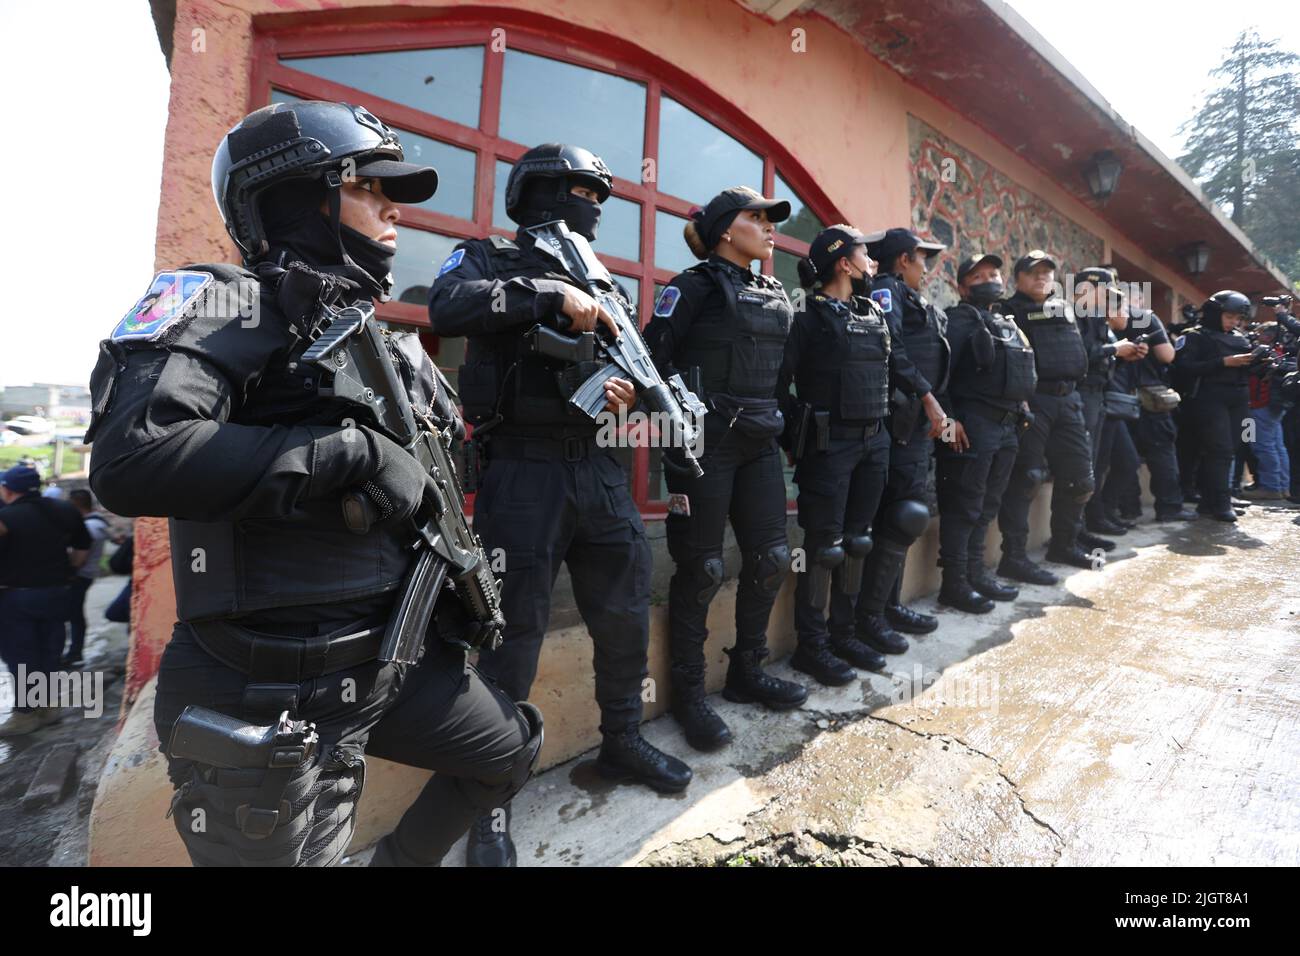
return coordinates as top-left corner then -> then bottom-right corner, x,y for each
436,248 -> 466,278
870,288 -> 892,313
654,285 -> 682,318
111,271 -> 212,343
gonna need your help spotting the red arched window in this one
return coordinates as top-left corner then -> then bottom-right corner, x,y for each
252,15 -> 839,514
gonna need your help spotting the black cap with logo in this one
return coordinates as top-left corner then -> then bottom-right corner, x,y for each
956,252 -> 1004,284
866,227 -> 946,267
1012,249 -> 1058,275
692,186 -> 791,250
807,224 -> 886,280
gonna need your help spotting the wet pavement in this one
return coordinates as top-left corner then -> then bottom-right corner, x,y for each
420,501 -> 1299,867
0,574 -> 131,867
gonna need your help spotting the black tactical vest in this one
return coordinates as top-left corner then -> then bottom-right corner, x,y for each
880,276 -> 950,395
1079,310 -> 1116,387
948,303 -> 1038,408
457,235 -> 605,433
99,264 -> 428,622
1004,293 -> 1088,384
676,259 -> 792,398
796,294 -> 892,422
1187,326 -> 1253,390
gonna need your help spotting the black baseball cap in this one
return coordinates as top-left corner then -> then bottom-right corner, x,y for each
1075,265 -> 1115,286
956,252 -> 1004,284
807,224 -> 886,279
866,227 -> 945,265
351,157 -> 439,204
1013,249 -> 1058,275
0,465 -> 41,495
693,186 -> 791,250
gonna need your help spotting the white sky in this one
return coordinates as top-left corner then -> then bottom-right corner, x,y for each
0,0 -> 1296,388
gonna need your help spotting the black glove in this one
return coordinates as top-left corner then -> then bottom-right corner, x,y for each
358,428 -> 436,527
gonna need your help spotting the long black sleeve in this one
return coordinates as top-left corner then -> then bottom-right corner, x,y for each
428,239 -> 573,338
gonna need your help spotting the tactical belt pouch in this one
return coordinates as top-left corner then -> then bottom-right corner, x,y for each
889,388 -> 922,444
710,393 -> 784,440
813,411 -> 831,451
785,402 -> 813,459
1104,390 -> 1141,421
1138,384 -> 1182,413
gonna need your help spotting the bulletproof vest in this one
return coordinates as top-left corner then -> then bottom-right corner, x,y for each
160,265 -> 423,621
1079,311 -> 1116,387
1003,292 -> 1087,384
457,235 -> 605,433
1190,325 -> 1252,390
878,275 -> 950,394
676,259 -> 791,398
796,295 -> 892,422
948,303 -> 1038,408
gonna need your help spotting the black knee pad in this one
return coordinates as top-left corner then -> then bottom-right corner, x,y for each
843,533 -> 872,560
450,700 -> 545,812
810,538 -> 846,570
879,499 -> 930,546
1020,467 -> 1049,498
748,542 -> 792,595
839,533 -> 873,596
1061,474 -> 1095,503
683,555 -> 724,608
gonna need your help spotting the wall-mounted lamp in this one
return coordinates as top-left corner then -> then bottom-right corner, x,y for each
1083,150 -> 1123,202
1179,241 -> 1210,275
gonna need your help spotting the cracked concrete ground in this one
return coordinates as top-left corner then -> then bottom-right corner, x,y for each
352,502 -> 1300,867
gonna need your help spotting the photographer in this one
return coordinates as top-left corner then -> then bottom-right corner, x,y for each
1240,322 -> 1292,500
1268,296 -> 1300,503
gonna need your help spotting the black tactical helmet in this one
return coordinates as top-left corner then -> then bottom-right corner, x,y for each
1200,290 -> 1253,327
212,101 -> 438,258
504,143 -> 613,222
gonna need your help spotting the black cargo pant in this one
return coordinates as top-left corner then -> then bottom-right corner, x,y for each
849,414 -> 933,619
472,438 -> 651,736
665,421 -> 789,684
1184,387 -> 1249,514
937,402 -> 1020,570
1175,403 -> 1202,498
792,427 -> 890,645
1129,410 -> 1185,517
998,386 -> 1094,556
153,620 -> 534,867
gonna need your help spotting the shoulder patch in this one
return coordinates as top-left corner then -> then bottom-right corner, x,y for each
436,248 -> 466,278
1174,335 -> 1187,351
654,285 -> 682,318
111,271 -> 212,343
870,288 -> 892,313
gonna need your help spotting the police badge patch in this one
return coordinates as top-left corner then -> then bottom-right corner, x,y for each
111,271 -> 213,343
871,288 -> 892,313
437,248 -> 465,277
654,285 -> 681,318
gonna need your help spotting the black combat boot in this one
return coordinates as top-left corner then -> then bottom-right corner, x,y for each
885,603 -> 939,634
829,634 -> 887,672
857,614 -> 909,654
1045,540 -> 1098,568
968,562 -> 1019,602
1086,515 -> 1127,535
790,639 -> 856,687
671,681 -> 733,752
465,805 -> 515,868
1154,508 -> 1197,522
937,566 -> 995,614
998,552 -> 1059,586
722,647 -> 808,710
1077,529 -> 1116,552
595,729 -> 693,793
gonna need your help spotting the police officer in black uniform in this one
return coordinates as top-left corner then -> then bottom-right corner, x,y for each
644,186 -> 808,753
86,101 -> 544,867
995,250 -> 1095,583
854,228 -> 952,653
429,143 -> 691,866
1172,291 -> 1256,522
1073,267 -> 1146,551
936,253 -> 1036,613
778,225 -> 893,684
1116,295 -> 1198,522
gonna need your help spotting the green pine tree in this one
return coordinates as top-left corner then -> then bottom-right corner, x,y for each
1177,30 -> 1300,284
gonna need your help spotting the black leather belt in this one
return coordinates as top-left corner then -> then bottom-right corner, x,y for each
488,434 -> 598,462
1035,380 -> 1076,396
964,402 -> 1020,426
190,617 -> 387,682
828,421 -> 882,441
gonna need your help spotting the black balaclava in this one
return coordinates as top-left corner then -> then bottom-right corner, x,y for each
260,177 -> 393,299
967,281 -> 1004,307
515,176 -> 602,241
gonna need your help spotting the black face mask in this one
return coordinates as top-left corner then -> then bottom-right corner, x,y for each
967,281 -> 1004,306
561,194 -> 602,242
340,225 -> 395,296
